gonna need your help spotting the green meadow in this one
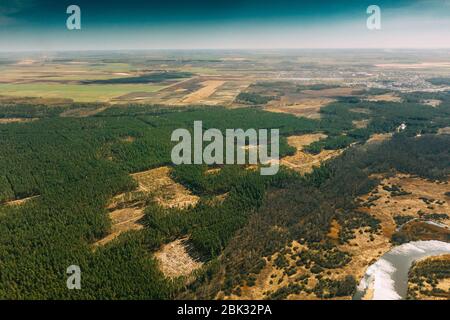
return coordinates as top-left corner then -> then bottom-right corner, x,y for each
0,83 -> 166,102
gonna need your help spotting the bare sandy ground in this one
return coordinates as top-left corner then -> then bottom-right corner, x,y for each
0,118 -> 38,124
281,134 -> 343,174
94,208 -> 145,247
422,99 -> 442,107
365,133 -> 393,144
407,254 -> 450,300
2,195 -> 40,206
95,166 -> 199,246
438,127 -> 450,135
154,237 -> 203,278
131,166 -> 199,209
352,119 -> 369,129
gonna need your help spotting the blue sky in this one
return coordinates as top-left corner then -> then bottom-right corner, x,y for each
1,0 -> 449,51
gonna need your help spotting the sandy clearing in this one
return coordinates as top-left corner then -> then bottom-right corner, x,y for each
352,119 -> 369,129
0,118 -> 38,124
94,208 -> 145,247
366,93 -> 402,103
422,99 -> 442,107
154,237 -> 204,278
357,174 -> 450,238
131,166 -> 199,209
2,195 -> 40,206
95,166 -> 199,247
265,98 -> 334,119
438,127 -> 450,135
281,134 -> 343,174
407,254 -> 450,300
365,133 -> 393,144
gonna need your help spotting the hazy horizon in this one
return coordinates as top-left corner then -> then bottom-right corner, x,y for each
1,0 -> 450,51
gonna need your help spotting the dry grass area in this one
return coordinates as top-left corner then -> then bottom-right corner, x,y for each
2,195 -> 40,206
352,119 -> 369,129
333,174 -> 450,291
366,93 -> 402,103
0,118 -> 38,124
93,208 -> 145,247
365,133 -> 393,144
95,166 -> 199,247
154,237 -> 204,278
422,99 -> 442,107
265,98 -> 334,119
302,87 -> 358,98
131,166 -> 199,209
356,174 -> 450,240
438,127 -> 450,135
408,255 -> 450,300
281,134 -> 343,174
336,227 -> 391,288
226,174 -> 449,300
60,106 -> 108,117
327,219 -> 341,244
181,80 -> 225,103
224,241 -> 318,300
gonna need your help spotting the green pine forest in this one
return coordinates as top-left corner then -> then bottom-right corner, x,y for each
0,89 -> 449,299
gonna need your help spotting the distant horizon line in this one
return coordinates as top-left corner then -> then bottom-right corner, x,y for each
2,47 -> 450,54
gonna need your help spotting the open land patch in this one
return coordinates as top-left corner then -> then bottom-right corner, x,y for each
357,174 -> 450,239
181,80 -> 225,103
265,98 -> 334,119
366,93 -> 402,103
438,127 -> 450,135
95,166 -> 200,246
154,237 -> 204,278
281,134 -> 343,174
2,195 -> 40,207
408,254 -> 450,300
131,166 -> 199,209
226,173 -> 449,300
0,118 -> 39,124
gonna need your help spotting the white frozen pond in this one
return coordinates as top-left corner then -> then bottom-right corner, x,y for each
354,240 -> 450,300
